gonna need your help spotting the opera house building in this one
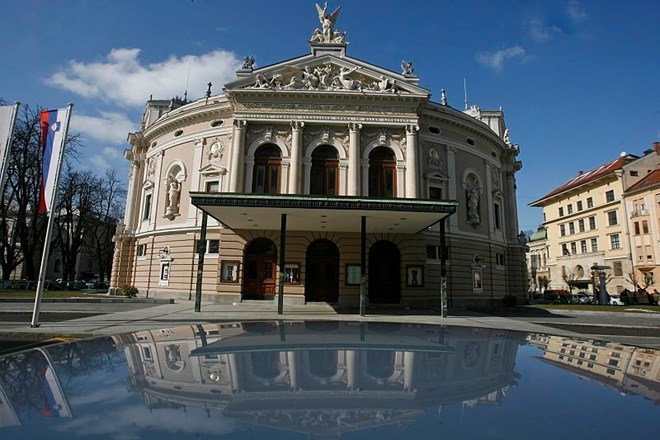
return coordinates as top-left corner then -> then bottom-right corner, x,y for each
109,7 -> 526,310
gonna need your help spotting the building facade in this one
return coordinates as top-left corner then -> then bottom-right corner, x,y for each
622,144 -> 660,290
529,144 -> 660,295
526,226 -> 549,293
110,7 -> 526,309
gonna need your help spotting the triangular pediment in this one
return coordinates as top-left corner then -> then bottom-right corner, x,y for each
426,170 -> 449,182
225,54 -> 429,97
199,163 -> 227,176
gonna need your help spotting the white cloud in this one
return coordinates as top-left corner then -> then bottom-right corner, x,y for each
88,147 -> 124,170
72,111 -> 136,144
529,20 -> 562,43
47,48 -> 240,107
567,0 -> 589,23
476,46 -> 526,72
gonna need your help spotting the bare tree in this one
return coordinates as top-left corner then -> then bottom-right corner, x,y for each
625,270 -> 654,291
89,169 -> 125,282
52,168 -> 97,282
563,272 -> 579,296
0,105 -> 81,281
0,105 -> 46,280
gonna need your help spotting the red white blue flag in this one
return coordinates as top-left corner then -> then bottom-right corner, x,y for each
39,107 -> 70,214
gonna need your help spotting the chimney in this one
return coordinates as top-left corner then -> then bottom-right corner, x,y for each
653,141 -> 660,155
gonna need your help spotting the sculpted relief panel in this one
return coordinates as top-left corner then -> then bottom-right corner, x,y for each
249,61 -> 404,94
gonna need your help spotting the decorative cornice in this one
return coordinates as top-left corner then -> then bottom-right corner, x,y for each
142,101 -> 233,140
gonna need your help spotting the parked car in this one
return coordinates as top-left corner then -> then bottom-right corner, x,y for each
608,294 -> 624,305
543,289 -> 569,303
571,293 -> 591,304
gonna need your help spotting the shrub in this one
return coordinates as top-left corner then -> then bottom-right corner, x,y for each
121,285 -> 138,298
502,294 -> 517,307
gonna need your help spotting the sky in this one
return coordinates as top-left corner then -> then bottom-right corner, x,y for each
1,0 -> 659,232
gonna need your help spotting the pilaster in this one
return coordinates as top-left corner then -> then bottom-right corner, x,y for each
289,121 -> 304,194
405,124 -> 419,198
348,122 -> 362,195
229,120 -> 247,192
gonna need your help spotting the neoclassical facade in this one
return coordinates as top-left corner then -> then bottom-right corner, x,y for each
110,8 -> 525,309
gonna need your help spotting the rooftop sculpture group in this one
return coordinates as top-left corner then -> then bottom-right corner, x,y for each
311,2 -> 345,43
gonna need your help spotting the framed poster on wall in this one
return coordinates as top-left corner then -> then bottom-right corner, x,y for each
346,264 -> 361,285
407,265 -> 424,287
220,261 -> 240,283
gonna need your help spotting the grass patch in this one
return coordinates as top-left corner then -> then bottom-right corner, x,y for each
529,304 -> 660,313
0,290 -> 103,299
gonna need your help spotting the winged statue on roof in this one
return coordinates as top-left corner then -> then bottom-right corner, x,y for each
315,3 -> 341,43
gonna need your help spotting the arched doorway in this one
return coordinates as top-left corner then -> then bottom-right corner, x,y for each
368,147 -> 396,198
242,238 -> 277,299
310,145 -> 338,195
252,144 -> 281,194
305,239 -> 339,302
368,240 -> 400,304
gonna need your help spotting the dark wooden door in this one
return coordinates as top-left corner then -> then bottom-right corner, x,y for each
305,240 -> 339,302
368,240 -> 401,304
243,239 -> 277,299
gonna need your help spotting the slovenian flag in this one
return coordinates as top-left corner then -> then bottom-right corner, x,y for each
39,107 -> 70,214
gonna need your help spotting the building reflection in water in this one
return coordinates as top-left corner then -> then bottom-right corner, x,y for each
2,322 -> 659,436
527,333 -> 660,405
115,321 -> 523,434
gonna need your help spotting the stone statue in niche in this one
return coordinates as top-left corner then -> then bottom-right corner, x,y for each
165,174 -> 181,218
465,174 -> 481,225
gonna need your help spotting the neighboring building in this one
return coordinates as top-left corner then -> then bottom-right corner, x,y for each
526,226 -> 549,293
529,143 -> 660,294
530,154 -> 639,293
110,7 -> 526,308
622,143 -> 660,290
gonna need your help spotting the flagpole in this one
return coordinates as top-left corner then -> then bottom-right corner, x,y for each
31,103 -> 74,328
0,102 -> 20,197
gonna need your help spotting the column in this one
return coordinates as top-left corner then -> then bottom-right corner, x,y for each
150,151 -> 164,231
485,161 -> 494,239
505,168 -> 518,239
405,124 -> 419,198
287,351 -> 299,390
187,138 -> 205,223
361,159 -> 369,196
346,350 -> 357,390
289,121 -> 304,194
123,159 -> 139,231
447,146 -> 458,229
348,122 -> 361,195
403,351 -> 416,391
229,120 -> 247,192
227,353 -> 242,392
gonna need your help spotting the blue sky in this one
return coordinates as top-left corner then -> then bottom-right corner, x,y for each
2,0 -> 659,231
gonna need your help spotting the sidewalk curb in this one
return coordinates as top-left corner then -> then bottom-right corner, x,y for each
0,298 -> 174,304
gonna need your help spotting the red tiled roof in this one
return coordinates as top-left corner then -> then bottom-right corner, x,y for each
626,169 -> 660,193
530,155 -> 636,206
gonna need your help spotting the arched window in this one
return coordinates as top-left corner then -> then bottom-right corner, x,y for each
310,146 -> 338,195
252,144 -> 281,194
368,147 -> 396,198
